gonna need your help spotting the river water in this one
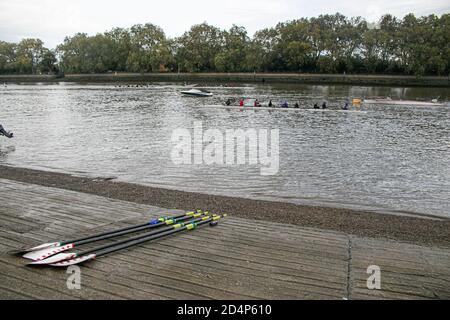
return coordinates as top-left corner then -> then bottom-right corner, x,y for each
1,82 -> 449,218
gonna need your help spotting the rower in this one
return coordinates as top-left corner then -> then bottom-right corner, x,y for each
313,103 -> 319,109
0,124 -> 13,138
225,99 -> 232,106
254,99 -> 261,107
239,98 -> 244,107
294,102 -> 299,108
342,101 -> 349,110
268,100 -> 273,107
281,101 -> 289,108
322,102 -> 327,109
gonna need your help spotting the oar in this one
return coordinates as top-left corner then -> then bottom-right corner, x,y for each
29,214 -> 226,267
17,210 -> 205,257
28,213 -> 222,265
22,211 -> 208,261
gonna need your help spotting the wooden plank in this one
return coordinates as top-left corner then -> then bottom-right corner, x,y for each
349,236 -> 450,300
0,179 -> 449,300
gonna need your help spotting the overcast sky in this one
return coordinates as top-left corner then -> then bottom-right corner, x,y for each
0,0 -> 449,48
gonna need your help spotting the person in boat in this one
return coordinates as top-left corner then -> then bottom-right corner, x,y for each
268,100 -> 273,107
239,98 -> 244,107
254,99 -> 261,107
225,99 -> 232,106
322,102 -> 327,109
342,101 -> 349,110
313,103 -> 319,109
0,124 -> 13,138
281,101 -> 289,108
294,102 -> 299,108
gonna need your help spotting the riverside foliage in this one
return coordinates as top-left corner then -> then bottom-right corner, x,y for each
0,13 -> 449,76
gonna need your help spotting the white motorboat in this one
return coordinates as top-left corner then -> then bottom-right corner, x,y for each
180,88 -> 213,97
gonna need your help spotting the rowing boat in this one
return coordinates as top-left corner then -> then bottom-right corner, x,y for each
364,99 -> 447,107
192,105 -> 368,113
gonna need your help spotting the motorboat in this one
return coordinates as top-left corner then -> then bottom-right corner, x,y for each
180,88 -> 213,97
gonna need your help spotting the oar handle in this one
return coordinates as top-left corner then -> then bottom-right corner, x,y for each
148,211 -> 203,225
95,215 -> 223,258
62,222 -> 149,245
62,211 -> 200,245
75,224 -> 152,246
78,213 -> 205,255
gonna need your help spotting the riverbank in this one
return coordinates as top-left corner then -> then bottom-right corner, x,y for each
1,165 -> 449,248
1,73 -> 449,87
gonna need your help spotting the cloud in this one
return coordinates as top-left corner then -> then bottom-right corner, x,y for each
0,0 -> 448,48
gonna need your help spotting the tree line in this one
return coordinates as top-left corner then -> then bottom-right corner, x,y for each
1,13 -> 449,76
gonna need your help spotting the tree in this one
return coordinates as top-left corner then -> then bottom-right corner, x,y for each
0,41 -> 16,74
215,25 -> 251,72
15,38 -> 47,74
175,23 -> 224,72
126,23 -> 173,72
2,12 -> 449,76
104,27 -> 131,72
57,33 -> 122,73
39,49 -> 57,73
274,19 -> 314,71
0,39 -> 55,74
252,27 -> 281,71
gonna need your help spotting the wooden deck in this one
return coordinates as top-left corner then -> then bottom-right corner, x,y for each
0,178 -> 449,300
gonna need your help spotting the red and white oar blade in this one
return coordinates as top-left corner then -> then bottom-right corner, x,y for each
21,242 -> 61,253
22,244 -> 75,261
27,252 -> 77,265
50,254 -> 96,267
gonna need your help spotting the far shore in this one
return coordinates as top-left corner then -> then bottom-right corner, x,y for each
1,72 -> 449,87
1,165 -> 449,248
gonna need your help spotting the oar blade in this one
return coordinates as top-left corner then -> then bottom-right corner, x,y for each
28,252 -> 77,265
20,242 -> 61,253
7,248 -> 29,255
50,254 -> 96,267
22,244 -> 75,261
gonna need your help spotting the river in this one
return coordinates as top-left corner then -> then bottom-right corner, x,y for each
1,82 -> 449,218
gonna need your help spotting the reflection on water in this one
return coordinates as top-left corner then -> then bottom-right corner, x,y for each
0,146 -> 15,159
1,83 -> 449,217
